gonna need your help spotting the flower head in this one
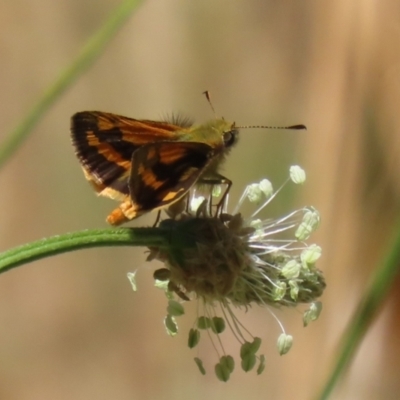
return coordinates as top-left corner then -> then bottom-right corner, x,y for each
128,165 -> 325,381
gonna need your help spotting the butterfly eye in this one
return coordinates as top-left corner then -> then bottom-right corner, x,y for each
223,129 -> 238,147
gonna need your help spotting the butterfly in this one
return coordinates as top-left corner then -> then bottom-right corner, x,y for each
70,111 -> 243,225
70,98 -> 305,225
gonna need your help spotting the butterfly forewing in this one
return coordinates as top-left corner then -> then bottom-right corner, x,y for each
71,111 -> 187,198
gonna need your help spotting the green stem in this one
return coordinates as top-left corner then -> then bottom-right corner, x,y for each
0,227 -> 168,274
0,0 -> 143,169
316,220 -> 400,400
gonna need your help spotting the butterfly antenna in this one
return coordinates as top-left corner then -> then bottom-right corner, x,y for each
203,90 -> 217,118
236,124 -> 307,130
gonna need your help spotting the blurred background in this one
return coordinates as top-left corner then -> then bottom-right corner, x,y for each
1,0 -> 400,399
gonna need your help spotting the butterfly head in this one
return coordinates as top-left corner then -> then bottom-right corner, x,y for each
222,121 -> 239,149
193,118 -> 239,151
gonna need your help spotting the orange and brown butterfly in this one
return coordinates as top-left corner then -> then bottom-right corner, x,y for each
70,95 -> 305,226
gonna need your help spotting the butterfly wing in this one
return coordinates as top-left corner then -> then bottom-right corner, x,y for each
70,111 -> 187,201
126,141 -> 214,218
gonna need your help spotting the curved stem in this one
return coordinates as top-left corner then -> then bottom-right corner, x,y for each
0,0 -> 143,169
316,220 -> 400,400
0,227 -> 167,274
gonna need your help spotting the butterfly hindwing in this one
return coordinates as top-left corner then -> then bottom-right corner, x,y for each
128,141 -> 214,215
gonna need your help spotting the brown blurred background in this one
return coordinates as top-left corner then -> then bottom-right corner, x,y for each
1,0 -> 400,399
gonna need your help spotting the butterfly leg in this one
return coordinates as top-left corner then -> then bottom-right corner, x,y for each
215,175 -> 232,215
198,174 -> 232,217
152,211 -> 162,227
